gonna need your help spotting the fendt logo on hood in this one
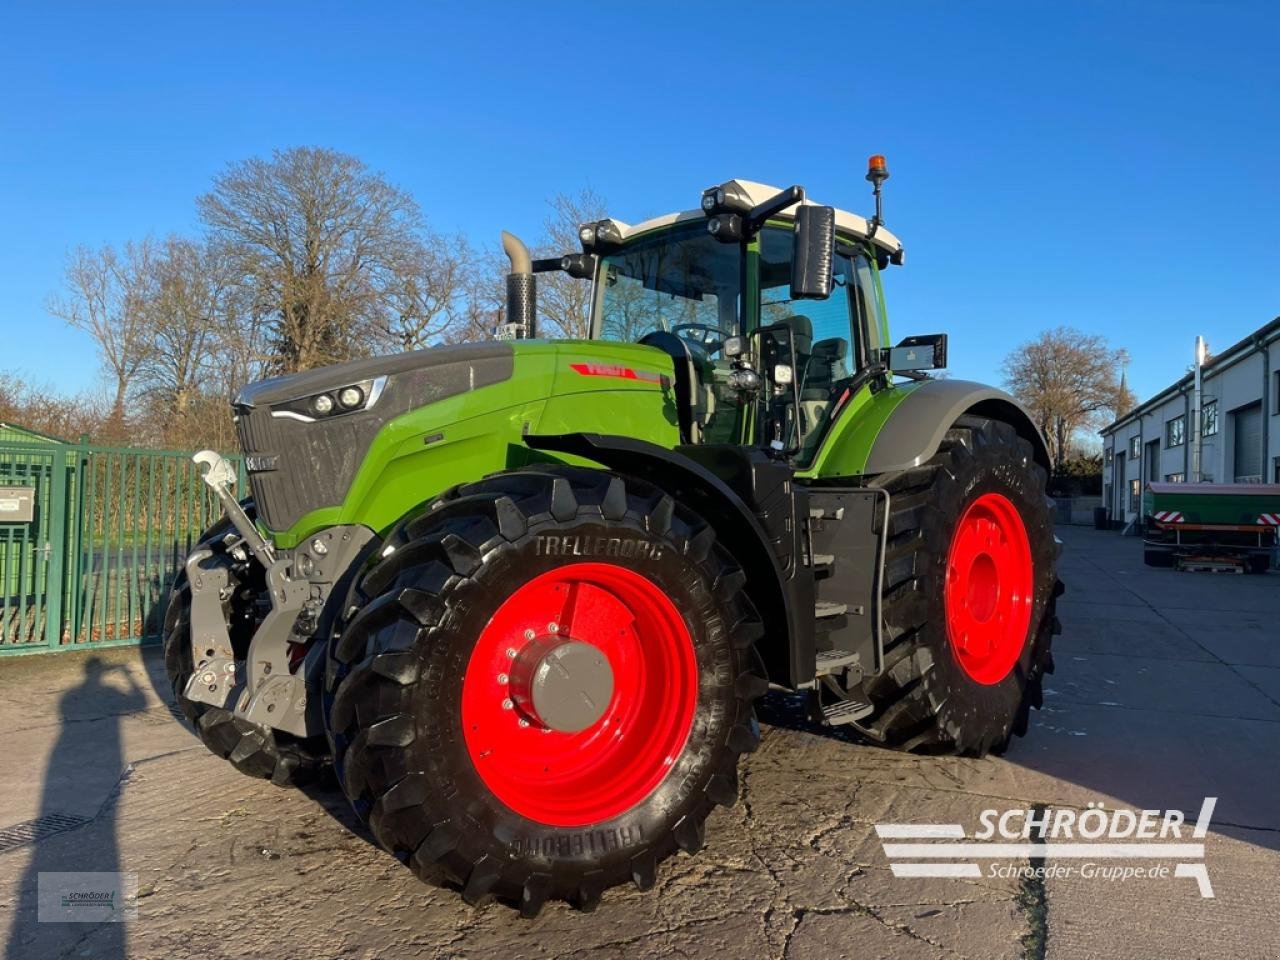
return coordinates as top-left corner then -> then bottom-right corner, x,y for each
569,363 -> 670,388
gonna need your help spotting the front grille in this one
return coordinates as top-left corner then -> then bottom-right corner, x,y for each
236,407 -> 378,532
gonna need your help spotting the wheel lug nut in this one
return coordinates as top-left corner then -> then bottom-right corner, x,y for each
502,698 -> 514,711
518,718 -> 530,728
497,673 -> 509,684
523,629 -> 535,640
506,647 -> 518,658
547,622 -> 559,633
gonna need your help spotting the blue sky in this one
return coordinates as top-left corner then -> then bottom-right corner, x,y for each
1,1 -> 1276,402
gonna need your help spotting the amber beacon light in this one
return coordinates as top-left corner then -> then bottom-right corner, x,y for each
866,154 -> 890,184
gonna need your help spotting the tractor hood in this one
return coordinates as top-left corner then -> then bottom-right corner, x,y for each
232,343 -> 516,532
233,342 -> 515,410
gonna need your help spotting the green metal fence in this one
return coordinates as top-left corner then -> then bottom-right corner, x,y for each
0,441 -> 244,655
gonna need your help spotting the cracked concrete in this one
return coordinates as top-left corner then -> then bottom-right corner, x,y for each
1,525 -> 1278,959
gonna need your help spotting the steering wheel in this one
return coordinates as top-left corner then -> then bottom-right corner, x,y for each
640,329 -> 711,367
671,323 -> 724,353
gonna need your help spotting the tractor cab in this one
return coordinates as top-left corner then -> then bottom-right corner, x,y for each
504,166 -> 945,465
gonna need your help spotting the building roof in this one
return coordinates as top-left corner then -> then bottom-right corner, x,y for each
0,421 -> 69,444
600,180 -> 905,259
1100,315 -> 1280,436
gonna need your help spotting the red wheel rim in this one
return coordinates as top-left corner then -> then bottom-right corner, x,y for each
944,493 -> 1034,685
461,562 -> 698,826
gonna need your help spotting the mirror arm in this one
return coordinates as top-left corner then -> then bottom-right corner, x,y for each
746,185 -> 805,234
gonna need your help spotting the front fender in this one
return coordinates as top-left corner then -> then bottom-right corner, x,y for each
524,432 -> 804,687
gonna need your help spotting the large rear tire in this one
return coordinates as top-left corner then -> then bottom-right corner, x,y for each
325,466 -> 765,915
162,509 -> 328,785
861,416 -> 1061,756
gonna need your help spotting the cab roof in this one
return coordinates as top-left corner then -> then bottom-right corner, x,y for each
601,179 -> 904,260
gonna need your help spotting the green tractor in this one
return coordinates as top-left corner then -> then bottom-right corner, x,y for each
166,159 -> 1061,915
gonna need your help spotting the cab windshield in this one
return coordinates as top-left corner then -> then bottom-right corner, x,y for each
589,220 -> 880,455
593,222 -> 740,358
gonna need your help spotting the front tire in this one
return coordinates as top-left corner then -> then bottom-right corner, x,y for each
325,466 -> 765,915
862,416 -> 1061,756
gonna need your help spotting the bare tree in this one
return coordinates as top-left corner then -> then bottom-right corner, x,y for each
198,147 -> 439,372
1002,327 -> 1131,470
381,231 -> 475,350
0,372 -> 109,441
444,245 -> 506,344
536,188 -> 607,339
47,240 -> 157,437
136,237 -> 237,416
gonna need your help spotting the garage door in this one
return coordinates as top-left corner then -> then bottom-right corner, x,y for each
1233,402 -> 1263,481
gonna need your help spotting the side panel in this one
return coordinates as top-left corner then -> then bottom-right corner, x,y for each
796,381 -> 923,480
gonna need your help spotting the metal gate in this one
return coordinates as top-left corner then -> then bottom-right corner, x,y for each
0,442 -> 243,656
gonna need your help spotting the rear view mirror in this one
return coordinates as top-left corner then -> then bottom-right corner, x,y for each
790,205 -> 835,300
887,334 -> 948,371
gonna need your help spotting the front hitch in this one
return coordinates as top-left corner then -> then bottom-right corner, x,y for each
182,451 -> 376,739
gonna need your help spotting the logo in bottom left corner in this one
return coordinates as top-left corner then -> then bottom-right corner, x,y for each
38,872 -> 138,923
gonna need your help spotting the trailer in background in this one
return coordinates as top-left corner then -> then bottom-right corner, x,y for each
1143,482 -> 1280,573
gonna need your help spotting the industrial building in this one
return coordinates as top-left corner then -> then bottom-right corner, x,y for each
1100,316 -> 1280,524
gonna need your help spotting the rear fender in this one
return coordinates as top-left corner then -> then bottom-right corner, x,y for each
863,379 -> 1051,475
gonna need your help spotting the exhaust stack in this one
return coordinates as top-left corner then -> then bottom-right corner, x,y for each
501,231 -> 536,339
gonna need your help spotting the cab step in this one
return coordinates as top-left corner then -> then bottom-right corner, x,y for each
808,551 -> 835,581
814,649 -> 858,676
809,506 -> 846,521
821,696 -> 875,726
815,601 -> 847,619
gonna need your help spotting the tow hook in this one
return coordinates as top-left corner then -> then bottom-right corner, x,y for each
193,450 -> 276,567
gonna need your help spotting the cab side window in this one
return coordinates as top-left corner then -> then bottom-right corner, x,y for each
759,228 -> 863,450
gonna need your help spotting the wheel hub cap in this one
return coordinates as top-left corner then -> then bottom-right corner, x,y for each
509,637 -> 615,732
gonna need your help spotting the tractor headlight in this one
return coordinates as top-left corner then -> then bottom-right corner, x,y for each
594,220 -> 623,247
580,220 -> 623,252
707,213 -> 743,243
272,376 -> 387,422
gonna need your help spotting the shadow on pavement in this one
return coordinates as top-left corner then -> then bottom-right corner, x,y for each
6,656 -> 145,960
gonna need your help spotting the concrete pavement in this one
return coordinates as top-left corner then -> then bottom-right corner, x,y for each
0,525 -> 1276,959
